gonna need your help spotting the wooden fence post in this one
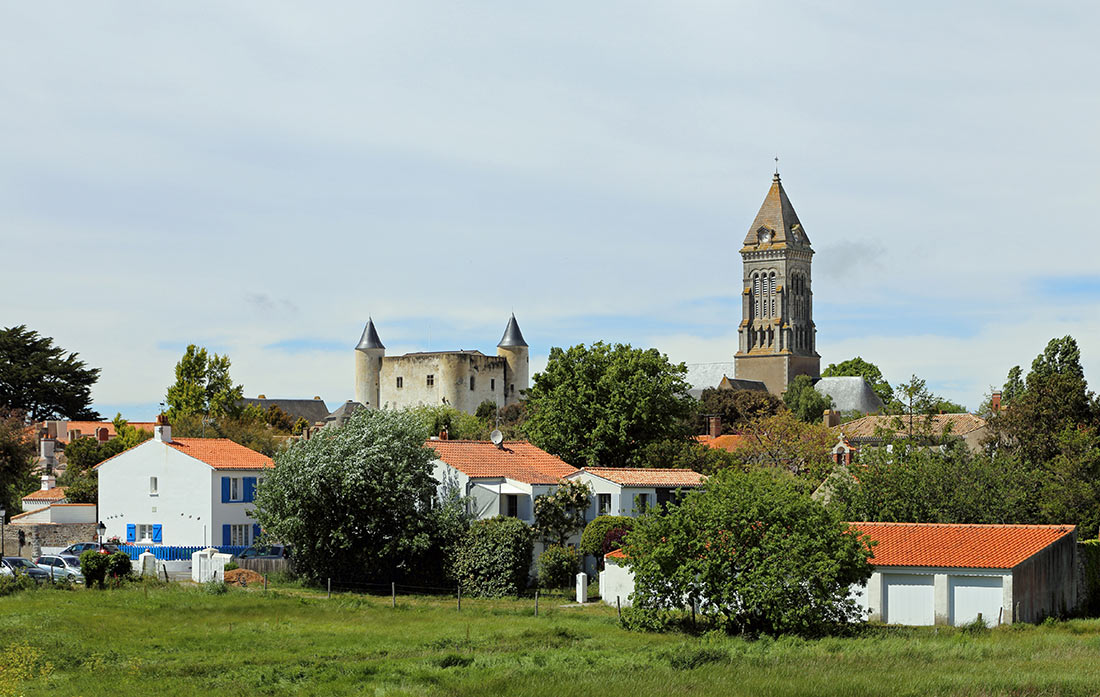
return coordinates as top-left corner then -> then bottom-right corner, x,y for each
392,581 -> 396,609
617,596 -> 621,620
327,578 -> 331,599
263,574 -> 268,591
535,591 -> 539,617
457,584 -> 461,611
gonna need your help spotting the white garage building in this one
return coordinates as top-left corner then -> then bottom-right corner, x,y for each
851,522 -> 1077,626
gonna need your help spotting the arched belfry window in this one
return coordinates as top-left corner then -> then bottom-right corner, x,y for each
753,274 -> 760,319
769,272 -> 776,317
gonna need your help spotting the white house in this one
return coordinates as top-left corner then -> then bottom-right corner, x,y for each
430,439 -> 577,524
566,467 -> 706,519
96,417 -> 273,547
850,522 -> 1078,626
601,521 -> 1078,625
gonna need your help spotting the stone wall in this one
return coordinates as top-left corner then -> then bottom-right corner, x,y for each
2,522 -> 97,557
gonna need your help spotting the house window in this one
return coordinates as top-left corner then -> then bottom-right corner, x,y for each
504,494 -> 518,518
635,493 -> 649,512
469,376 -> 475,391
229,524 -> 250,546
149,477 -> 158,495
230,478 -> 240,501
491,378 -> 495,391
396,376 -> 404,389
598,493 -> 612,516
137,524 -> 154,542
426,374 -> 434,387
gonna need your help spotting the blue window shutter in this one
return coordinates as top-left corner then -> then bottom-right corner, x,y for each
152,524 -> 162,543
222,524 -> 231,546
126,524 -> 136,542
243,477 -> 257,503
221,477 -> 231,503
253,524 -> 262,542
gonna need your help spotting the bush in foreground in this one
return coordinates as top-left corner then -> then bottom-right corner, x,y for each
624,469 -> 873,637
452,516 -> 533,597
537,545 -> 579,589
580,515 -> 634,557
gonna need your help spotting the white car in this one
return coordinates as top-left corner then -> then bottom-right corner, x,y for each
34,554 -> 85,583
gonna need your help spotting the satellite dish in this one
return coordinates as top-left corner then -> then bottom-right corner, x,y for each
490,429 -> 504,447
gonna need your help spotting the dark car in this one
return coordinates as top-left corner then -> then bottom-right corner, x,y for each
2,557 -> 50,582
237,544 -> 291,560
61,542 -> 119,556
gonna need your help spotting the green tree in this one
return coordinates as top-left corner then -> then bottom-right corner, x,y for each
637,438 -> 741,476
0,410 -> 36,517
252,408 -> 454,584
411,404 -> 487,440
1002,365 -> 1025,406
164,345 -> 244,419
580,515 -> 634,557
730,412 -> 835,485
698,388 -> 785,431
782,375 -> 833,424
623,469 -> 873,636
533,479 -> 592,546
822,357 -> 894,405
524,342 -> 696,467
0,325 -> 101,421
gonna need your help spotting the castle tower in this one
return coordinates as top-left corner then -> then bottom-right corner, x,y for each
733,173 -> 820,394
496,314 -> 529,405
353,318 -> 385,409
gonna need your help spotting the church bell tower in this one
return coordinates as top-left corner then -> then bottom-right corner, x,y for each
733,172 -> 820,394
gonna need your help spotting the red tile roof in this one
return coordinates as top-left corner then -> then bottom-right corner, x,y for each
694,434 -> 746,452
22,487 -> 68,502
849,522 -> 1075,569
577,467 -> 706,487
838,413 -> 987,439
166,438 -> 274,470
428,440 -> 577,484
605,548 -> 628,560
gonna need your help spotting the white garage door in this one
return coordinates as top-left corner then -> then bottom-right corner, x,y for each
950,575 -> 1003,627
883,574 -> 935,625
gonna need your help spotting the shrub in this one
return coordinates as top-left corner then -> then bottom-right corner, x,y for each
0,573 -> 36,596
580,516 -> 634,557
452,516 -> 533,597
537,545 -> 579,589
602,528 -> 629,557
80,550 -> 109,587
224,561 -> 240,572
203,580 -> 228,595
106,552 -> 132,580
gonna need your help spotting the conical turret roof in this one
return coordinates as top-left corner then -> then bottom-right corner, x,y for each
355,318 -> 385,351
497,314 -> 528,348
742,173 -> 811,248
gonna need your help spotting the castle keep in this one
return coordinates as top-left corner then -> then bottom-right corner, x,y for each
733,173 -> 820,394
353,314 -> 529,414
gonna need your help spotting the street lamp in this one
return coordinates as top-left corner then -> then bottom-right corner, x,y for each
97,521 -> 106,545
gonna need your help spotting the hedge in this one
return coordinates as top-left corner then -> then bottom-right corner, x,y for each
580,515 -> 634,557
452,516 -> 534,597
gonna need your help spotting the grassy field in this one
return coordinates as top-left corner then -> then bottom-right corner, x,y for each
4,583 -> 1100,697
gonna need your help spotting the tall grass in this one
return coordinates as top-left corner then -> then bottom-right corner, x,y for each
2,584 -> 1100,696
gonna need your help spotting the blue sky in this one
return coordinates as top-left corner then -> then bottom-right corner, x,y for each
2,2 -> 1098,420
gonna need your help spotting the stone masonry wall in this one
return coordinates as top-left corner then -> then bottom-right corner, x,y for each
2,522 -> 97,557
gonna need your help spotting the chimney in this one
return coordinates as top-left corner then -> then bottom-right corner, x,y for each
154,413 -> 172,443
991,391 -> 1002,413
439,429 -> 449,441
40,437 -> 57,475
40,471 -> 56,491
823,410 -> 841,428
707,415 -> 722,439
96,426 -> 110,442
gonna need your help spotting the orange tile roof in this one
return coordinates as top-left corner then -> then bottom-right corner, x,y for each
695,434 -> 746,452
605,548 -> 628,560
577,467 -> 706,487
22,487 -> 67,502
849,522 -> 1074,569
61,421 -> 156,440
428,440 -> 577,484
838,413 -> 987,439
166,438 -> 274,470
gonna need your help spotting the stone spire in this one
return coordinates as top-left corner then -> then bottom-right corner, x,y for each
497,314 -> 528,348
355,318 -> 385,351
741,172 -> 811,248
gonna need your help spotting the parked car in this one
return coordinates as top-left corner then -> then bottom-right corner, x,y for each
236,543 -> 292,560
61,542 -> 120,556
35,554 -> 85,583
2,557 -> 50,583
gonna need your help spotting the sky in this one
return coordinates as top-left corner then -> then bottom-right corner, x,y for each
3,2 -> 1099,420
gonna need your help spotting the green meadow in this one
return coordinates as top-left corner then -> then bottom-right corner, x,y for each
3,583 -> 1100,697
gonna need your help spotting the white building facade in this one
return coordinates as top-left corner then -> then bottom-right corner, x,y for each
96,419 -> 273,547
566,467 -> 706,520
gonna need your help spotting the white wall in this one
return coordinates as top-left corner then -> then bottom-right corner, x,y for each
600,557 -> 635,607
98,440 -> 266,547
210,469 -> 267,546
855,567 -> 1013,626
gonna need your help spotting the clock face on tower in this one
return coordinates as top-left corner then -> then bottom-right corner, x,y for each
758,228 -> 772,245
